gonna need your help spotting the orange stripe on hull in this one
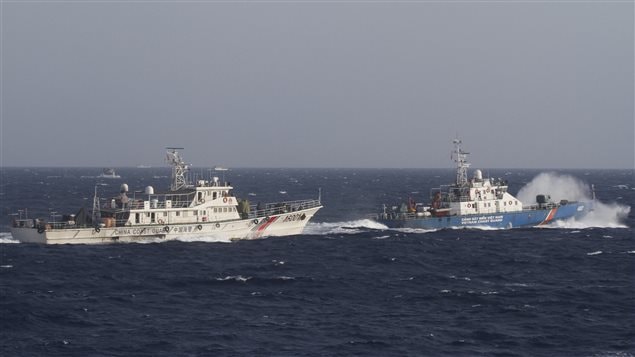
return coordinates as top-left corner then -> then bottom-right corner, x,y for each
540,208 -> 558,225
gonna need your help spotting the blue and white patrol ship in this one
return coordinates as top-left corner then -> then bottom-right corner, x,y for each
375,139 -> 593,230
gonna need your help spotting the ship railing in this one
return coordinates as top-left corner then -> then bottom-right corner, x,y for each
524,202 -> 560,211
374,211 -> 424,221
246,199 -> 321,219
125,200 -> 192,210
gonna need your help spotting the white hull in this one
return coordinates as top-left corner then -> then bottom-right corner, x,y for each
11,206 -> 320,245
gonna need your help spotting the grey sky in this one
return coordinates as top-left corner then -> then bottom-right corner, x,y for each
2,1 -> 633,169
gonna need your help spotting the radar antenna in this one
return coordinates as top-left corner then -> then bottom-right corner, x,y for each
451,138 -> 471,186
91,186 -> 101,226
166,147 -> 189,191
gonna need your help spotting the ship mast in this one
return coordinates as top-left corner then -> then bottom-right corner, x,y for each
91,186 -> 101,226
452,138 -> 471,187
166,147 -> 189,191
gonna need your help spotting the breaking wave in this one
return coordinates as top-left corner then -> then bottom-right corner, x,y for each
517,172 -> 592,203
546,200 -> 631,229
0,232 -> 18,244
518,172 -> 631,229
304,219 -> 388,235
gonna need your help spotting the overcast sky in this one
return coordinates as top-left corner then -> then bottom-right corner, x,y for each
1,1 -> 633,169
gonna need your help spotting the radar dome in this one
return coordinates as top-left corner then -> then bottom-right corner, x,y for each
120,183 -> 129,193
145,186 -> 154,195
474,169 -> 483,181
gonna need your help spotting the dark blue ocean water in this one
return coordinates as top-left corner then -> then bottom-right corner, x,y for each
1,167 -> 634,356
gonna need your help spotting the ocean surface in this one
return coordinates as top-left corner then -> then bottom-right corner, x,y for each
1,167 -> 633,356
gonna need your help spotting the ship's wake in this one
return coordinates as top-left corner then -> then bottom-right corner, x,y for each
305,219 -> 440,235
304,219 -> 389,235
518,172 -> 631,229
0,232 -> 18,244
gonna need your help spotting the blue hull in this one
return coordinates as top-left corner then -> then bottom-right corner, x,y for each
378,201 -> 592,230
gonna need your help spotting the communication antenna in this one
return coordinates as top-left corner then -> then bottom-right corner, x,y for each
166,147 -> 188,191
452,138 -> 471,186
91,186 -> 101,226
214,166 -> 228,183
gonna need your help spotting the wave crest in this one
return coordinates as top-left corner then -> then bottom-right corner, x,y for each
303,219 -> 388,235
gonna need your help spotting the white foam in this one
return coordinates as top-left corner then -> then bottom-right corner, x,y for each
517,172 -> 631,229
131,233 -> 235,244
394,227 -> 437,234
216,275 -> 251,282
587,251 -> 603,256
544,201 -> 631,229
303,219 -> 388,235
517,172 -> 591,203
0,232 -> 19,244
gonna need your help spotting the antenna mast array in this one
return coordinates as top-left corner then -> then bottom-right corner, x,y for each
166,147 -> 188,191
91,186 -> 101,226
452,138 -> 471,187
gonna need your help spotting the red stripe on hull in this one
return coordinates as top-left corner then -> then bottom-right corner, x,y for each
257,216 -> 278,232
540,208 -> 558,225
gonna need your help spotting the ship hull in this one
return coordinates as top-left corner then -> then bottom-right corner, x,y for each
378,202 -> 591,230
11,206 -> 321,244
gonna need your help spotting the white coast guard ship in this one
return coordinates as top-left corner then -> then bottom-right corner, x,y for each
375,139 -> 593,229
11,148 -> 322,244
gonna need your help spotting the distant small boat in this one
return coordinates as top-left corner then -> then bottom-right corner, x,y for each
98,168 -> 121,179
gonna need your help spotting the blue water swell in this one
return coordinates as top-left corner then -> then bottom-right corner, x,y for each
1,168 -> 633,356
